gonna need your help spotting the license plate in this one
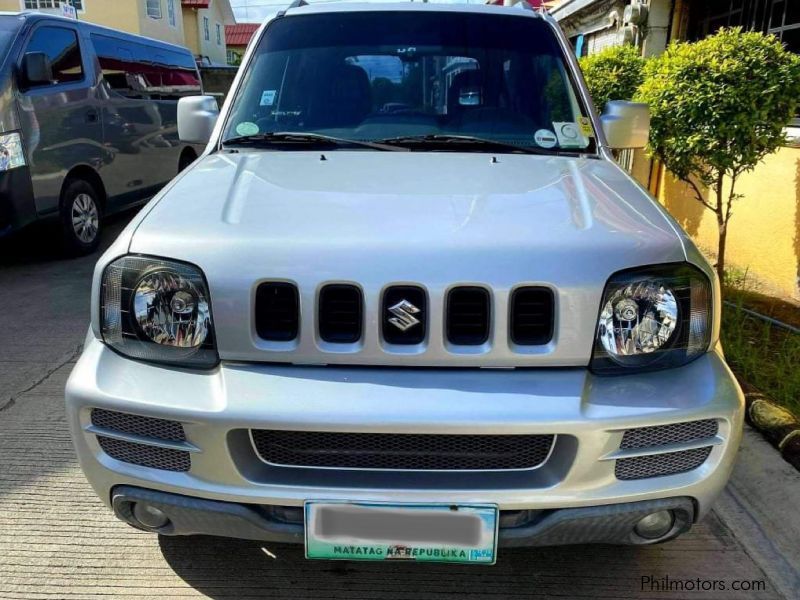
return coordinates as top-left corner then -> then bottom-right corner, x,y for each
304,501 -> 498,564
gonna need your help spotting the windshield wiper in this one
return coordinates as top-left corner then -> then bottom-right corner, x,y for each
222,131 -> 407,152
378,134 -> 561,155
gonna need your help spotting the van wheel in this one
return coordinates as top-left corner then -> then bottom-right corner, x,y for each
60,179 -> 102,255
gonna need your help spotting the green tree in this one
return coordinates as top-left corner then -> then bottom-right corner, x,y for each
637,28 -> 800,281
579,45 -> 645,111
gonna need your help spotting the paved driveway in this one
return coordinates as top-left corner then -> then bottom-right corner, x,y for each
0,218 -> 786,599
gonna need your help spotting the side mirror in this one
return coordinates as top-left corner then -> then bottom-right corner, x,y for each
21,52 -> 53,88
600,100 -> 650,149
178,96 -> 219,144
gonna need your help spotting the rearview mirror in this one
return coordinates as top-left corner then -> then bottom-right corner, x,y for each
178,96 -> 220,144
600,100 -> 650,149
21,52 -> 53,88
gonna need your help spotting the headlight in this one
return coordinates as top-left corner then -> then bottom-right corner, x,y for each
101,255 -> 218,368
0,132 -> 26,172
591,263 -> 712,374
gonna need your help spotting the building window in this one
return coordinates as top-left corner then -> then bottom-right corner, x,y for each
23,0 -> 83,9
203,16 -> 210,41
146,0 -> 161,19
167,0 -> 176,27
216,23 -> 221,45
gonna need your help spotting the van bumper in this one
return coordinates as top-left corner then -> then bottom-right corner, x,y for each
66,336 -> 744,546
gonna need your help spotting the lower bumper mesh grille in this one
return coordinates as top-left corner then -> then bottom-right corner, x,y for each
91,408 -> 186,441
615,447 -> 712,480
620,420 -> 718,449
97,436 -> 190,472
250,430 -> 555,471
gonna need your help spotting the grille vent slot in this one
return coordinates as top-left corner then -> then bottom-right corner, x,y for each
615,447 -> 712,480
510,287 -> 554,345
446,287 -> 490,345
620,420 -> 718,450
255,282 -> 300,341
97,436 -> 190,472
318,284 -> 363,343
91,408 -> 185,441
251,429 -> 554,471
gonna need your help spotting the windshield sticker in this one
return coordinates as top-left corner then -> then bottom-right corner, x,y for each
260,90 -> 277,106
235,121 -> 259,136
578,116 -> 595,138
553,122 -> 589,148
534,129 -> 558,149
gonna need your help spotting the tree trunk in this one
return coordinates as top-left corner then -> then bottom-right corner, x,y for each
717,223 -> 727,283
714,175 -> 726,283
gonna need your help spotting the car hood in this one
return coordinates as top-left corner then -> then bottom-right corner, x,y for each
128,150 -> 689,366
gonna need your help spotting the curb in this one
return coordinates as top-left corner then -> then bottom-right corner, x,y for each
744,391 -> 800,471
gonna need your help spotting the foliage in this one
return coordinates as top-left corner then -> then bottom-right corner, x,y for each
636,28 -> 800,279
721,281 -> 800,420
579,44 -> 646,111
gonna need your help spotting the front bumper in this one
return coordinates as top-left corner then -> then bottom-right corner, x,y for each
112,485 -> 695,547
66,336 -> 743,541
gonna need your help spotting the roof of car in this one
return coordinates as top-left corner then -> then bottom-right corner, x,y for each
281,2 -> 543,19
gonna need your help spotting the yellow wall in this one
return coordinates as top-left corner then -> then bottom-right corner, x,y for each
183,0 -> 227,65
137,0 -> 186,47
653,149 -> 800,301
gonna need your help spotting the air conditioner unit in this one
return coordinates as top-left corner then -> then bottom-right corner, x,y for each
624,0 -> 648,26
618,23 -> 637,45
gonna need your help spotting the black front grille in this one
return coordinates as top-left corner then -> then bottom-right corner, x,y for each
446,287 -> 490,345
620,420 -> 719,450
318,284 -> 363,343
255,282 -> 299,341
97,436 -> 190,472
615,447 -> 712,480
510,287 -> 554,345
251,429 -> 554,470
91,408 -> 185,441
382,285 -> 427,345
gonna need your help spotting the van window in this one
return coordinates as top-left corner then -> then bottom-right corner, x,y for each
24,26 -> 83,85
91,34 -> 202,100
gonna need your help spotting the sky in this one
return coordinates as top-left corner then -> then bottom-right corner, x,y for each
229,0 -> 490,23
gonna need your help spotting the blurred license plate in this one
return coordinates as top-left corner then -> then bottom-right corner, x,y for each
304,501 -> 498,564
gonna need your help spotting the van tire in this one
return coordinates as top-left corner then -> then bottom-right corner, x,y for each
59,179 -> 102,256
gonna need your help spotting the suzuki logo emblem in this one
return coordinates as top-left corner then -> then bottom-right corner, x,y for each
388,299 -> 421,332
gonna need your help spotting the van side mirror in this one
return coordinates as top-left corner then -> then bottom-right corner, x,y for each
178,96 -> 219,144
600,100 -> 650,149
21,52 -> 53,87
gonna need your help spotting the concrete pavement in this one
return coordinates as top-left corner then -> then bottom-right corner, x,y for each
0,217 -> 793,599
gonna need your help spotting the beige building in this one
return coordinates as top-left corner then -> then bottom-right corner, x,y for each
3,0 -> 235,65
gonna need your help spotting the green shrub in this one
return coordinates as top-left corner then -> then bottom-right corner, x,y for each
579,45 -> 646,111
636,28 -> 800,281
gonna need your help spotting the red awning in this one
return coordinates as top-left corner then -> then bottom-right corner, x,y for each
181,0 -> 210,8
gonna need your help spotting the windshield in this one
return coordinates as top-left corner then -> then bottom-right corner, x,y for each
222,11 -> 596,153
0,16 -> 22,68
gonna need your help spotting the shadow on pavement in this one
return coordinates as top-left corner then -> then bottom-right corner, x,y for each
0,210 -> 134,268
158,534 -> 659,599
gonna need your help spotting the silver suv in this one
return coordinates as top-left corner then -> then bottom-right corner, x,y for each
66,2 -> 743,565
